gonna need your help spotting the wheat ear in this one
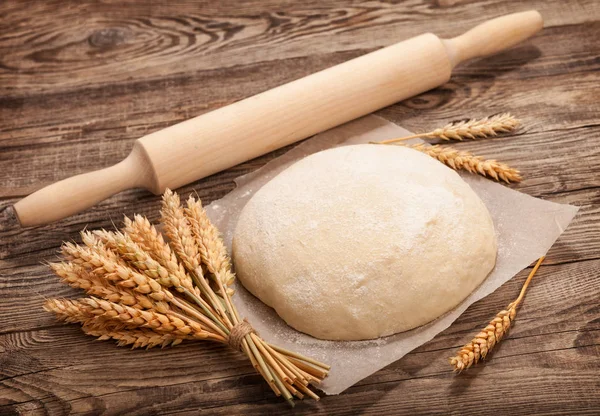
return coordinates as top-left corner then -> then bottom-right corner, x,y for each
184,196 -> 235,290
449,257 -> 545,372
378,113 -> 520,144
83,325 -> 190,349
44,298 -> 98,324
79,231 -> 126,265
410,144 -> 522,183
50,262 -> 167,312
45,297 -> 219,340
160,190 -> 203,274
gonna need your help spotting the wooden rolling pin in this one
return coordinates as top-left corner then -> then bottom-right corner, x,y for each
15,10 -> 543,227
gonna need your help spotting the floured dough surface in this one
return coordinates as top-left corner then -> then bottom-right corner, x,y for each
232,144 -> 497,340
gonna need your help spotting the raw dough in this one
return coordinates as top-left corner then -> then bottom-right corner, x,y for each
232,144 -> 497,340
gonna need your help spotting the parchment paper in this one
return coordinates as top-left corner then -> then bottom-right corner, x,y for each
204,115 -> 579,395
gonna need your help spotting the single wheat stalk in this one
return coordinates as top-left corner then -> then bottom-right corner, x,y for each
449,256 -> 545,372
409,143 -> 522,183
161,190 -> 203,274
45,300 -> 143,334
44,298 -> 98,324
378,113 -> 520,145
83,325 -> 191,349
45,297 -> 215,339
184,196 -> 235,289
45,190 -> 330,406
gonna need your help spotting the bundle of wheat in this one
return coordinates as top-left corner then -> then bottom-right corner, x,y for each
44,189 -> 329,406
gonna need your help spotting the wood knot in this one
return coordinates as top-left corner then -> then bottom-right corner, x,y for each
434,0 -> 464,7
227,319 -> 256,351
404,87 -> 453,110
89,28 -> 128,49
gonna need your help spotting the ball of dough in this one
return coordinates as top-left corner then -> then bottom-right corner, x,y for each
232,144 -> 497,340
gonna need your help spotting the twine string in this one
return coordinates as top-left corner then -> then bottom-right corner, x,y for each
228,319 -> 256,351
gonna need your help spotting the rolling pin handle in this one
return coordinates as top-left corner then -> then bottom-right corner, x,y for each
442,10 -> 543,68
13,145 -> 155,227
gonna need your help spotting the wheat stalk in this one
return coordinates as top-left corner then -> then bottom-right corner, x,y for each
184,196 -> 235,290
45,297 -> 218,340
449,256 -> 545,372
83,325 -> 191,349
378,113 -> 520,145
45,189 -> 329,406
44,298 -> 97,324
409,143 -> 522,183
81,297 -> 206,337
161,190 -> 203,274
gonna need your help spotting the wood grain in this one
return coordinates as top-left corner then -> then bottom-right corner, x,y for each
2,21 -> 599,197
0,0 -> 596,96
1,0 -> 599,414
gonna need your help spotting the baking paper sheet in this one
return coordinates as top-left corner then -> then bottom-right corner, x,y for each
204,115 -> 579,395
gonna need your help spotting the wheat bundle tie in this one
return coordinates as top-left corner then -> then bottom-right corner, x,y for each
228,319 -> 256,351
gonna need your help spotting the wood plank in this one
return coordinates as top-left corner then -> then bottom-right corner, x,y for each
2,321 -> 598,415
0,179 -> 598,331
2,18 -> 599,144
210,344 -> 600,415
1,0 -> 597,96
0,123 -> 598,333
4,342 -> 598,415
0,258 -> 598,414
2,19 -> 599,147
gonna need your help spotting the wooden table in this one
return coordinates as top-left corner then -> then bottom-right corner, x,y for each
1,1 -> 598,414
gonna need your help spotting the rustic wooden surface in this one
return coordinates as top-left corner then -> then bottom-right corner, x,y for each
1,0 -> 599,414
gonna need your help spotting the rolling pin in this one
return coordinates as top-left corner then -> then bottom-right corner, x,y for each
14,10 -> 543,227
